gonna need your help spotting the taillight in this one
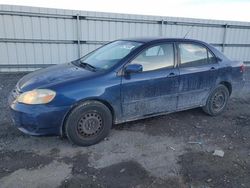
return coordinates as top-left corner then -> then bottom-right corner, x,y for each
240,64 -> 245,73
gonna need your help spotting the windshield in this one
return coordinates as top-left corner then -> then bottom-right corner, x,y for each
79,40 -> 143,70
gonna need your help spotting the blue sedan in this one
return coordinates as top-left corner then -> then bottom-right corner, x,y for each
8,38 -> 245,146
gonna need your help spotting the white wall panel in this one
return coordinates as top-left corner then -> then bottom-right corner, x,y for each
0,4 -> 250,71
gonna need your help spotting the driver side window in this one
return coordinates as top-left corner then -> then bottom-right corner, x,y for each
131,43 -> 174,72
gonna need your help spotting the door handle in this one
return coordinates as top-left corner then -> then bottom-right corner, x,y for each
210,67 -> 216,71
167,72 -> 176,78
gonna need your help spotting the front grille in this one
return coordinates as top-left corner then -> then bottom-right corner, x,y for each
9,86 -> 21,104
12,88 -> 20,99
12,89 -> 19,99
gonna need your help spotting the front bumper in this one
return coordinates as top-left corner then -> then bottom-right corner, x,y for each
9,99 -> 70,136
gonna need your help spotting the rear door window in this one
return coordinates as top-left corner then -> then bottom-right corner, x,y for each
208,50 -> 217,64
179,43 -> 215,67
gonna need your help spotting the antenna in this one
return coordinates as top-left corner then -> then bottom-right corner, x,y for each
183,25 -> 194,39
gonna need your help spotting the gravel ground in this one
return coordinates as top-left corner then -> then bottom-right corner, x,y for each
0,68 -> 250,188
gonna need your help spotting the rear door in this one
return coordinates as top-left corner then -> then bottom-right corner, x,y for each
177,42 -> 218,109
121,42 -> 179,120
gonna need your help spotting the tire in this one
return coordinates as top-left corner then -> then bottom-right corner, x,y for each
202,84 -> 229,116
65,101 -> 112,146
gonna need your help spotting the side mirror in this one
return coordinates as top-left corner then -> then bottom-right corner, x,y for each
124,64 -> 143,74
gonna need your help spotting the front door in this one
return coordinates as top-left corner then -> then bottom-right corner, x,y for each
177,42 -> 218,109
121,42 -> 179,120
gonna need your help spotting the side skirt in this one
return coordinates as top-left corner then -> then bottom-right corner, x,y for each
114,104 -> 204,125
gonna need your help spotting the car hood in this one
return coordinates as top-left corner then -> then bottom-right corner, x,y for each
17,63 -> 96,92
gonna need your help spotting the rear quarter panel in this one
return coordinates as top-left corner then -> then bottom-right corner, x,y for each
216,60 -> 244,96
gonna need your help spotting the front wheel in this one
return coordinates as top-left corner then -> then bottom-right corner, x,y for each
65,101 -> 112,146
202,84 -> 229,116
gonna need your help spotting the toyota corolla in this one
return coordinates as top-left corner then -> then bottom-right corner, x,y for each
8,38 -> 245,146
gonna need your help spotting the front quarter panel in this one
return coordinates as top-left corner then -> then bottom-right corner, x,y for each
48,72 -> 122,123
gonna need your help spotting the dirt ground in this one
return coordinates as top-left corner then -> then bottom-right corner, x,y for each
0,68 -> 250,188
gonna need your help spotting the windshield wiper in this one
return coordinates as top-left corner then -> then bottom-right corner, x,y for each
79,60 -> 97,71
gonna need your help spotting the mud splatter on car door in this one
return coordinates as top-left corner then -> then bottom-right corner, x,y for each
120,43 -> 179,120
177,43 -> 218,109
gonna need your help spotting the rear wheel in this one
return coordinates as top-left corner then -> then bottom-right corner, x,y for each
202,84 -> 229,116
65,101 -> 112,146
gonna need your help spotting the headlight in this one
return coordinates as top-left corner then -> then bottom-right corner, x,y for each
17,89 -> 56,104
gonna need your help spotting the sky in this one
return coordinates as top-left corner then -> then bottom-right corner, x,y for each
0,0 -> 250,22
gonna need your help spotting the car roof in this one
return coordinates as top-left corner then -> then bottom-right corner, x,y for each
120,37 -> 206,44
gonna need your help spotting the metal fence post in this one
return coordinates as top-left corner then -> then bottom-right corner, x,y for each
161,19 -> 164,36
76,13 -> 81,58
222,24 -> 228,53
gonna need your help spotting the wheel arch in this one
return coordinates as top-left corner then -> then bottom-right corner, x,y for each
60,98 -> 115,137
219,81 -> 232,96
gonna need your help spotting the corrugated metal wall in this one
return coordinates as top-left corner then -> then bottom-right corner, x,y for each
0,5 -> 250,72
